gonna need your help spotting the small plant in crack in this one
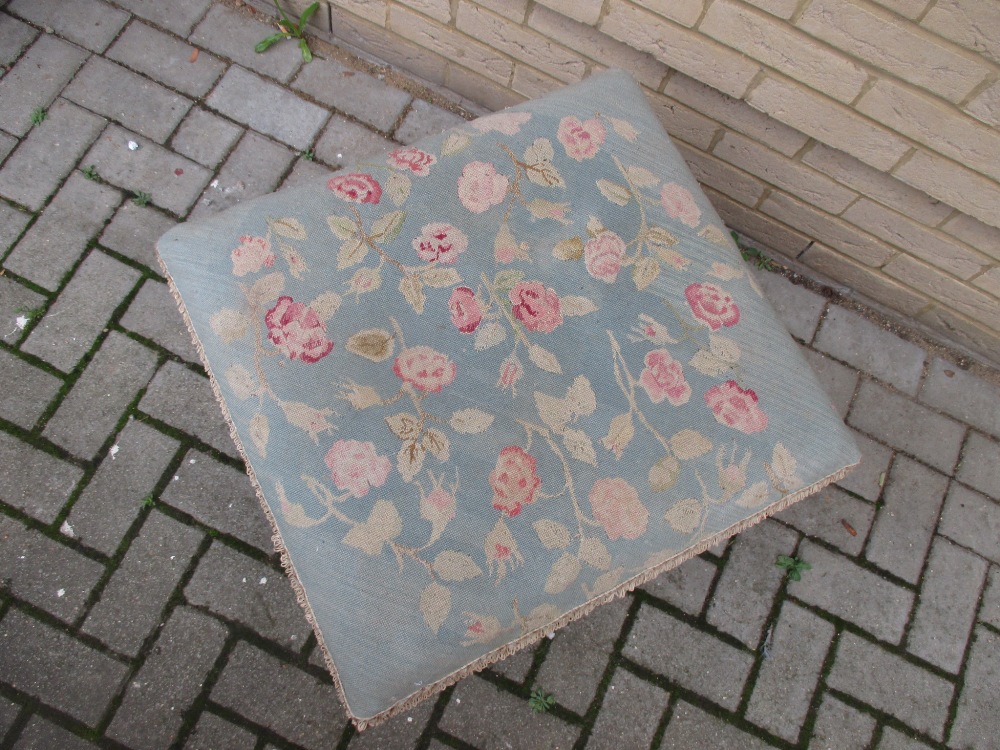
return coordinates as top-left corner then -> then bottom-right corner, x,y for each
14,305 -> 44,330
775,554 -> 811,581
732,230 -> 777,271
528,689 -> 556,714
140,494 -> 155,509
30,107 -> 47,127
81,165 -> 101,182
300,148 -> 315,161
131,190 -> 152,207
255,1 -> 320,62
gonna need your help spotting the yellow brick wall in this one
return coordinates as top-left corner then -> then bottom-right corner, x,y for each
304,0 -> 1000,363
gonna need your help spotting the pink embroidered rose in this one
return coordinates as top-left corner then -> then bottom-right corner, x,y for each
489,446 -> 541,517
412,223 -> 468,264
424,486 -> 456,523
589,477 -> 649,541
704,380 -> 769,433
231,235 -> 275,276
264,296 -> 333,363
497,355 -> 523,391
509,281 -> 563,333
584,231 -> 626,283
327,172 -> 382,204
661,183 -> 701,227
324,439 -> 392,498
448,286 -> 482,333
393,345 -> 456,393
458,161 -> 509,213
471,111 -> 532,135
685,282 -> 741,330
639,349 -> 692,406
557,115 -> 606,161
387,147 -> 436,176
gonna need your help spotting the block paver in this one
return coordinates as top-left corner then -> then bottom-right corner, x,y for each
185,541 -> 311,647
919,357 -> 1000,439
211,641 -> 347,750
810,694 -> 877,750
938,483 -> 1000,564
827,632 -> 953,740
206,66 -> 328,151
587,667 -> 667,749
0,697 -> 20,738
170,106 -> 243,168
790,541 -> 914,643
949,626 -> 1000,750
8,0 -> 128,53
981,566 -> 1000,629
0,35 -> 89,138
190,130 -> 293,218
189,4 -> 303,83
777,485 -> 874,556
67,418 -> 180,556
0,98 -> 107,211
907,536 -> 988,672
0,202 -> 32,258
484,641 -> 536,683
10,714 -> 99,750
111,0 -> 212,37
42,330 -> 159,460
879,727 -> 935,749
120,279 -> 200,361
0,431 -> 83,523
836,430 -> 893,502
99,200 -> 177,270
0,608 -> 129,726
82,509 -> 204,656
293,58 -> 412,132
0,515 -> 104,623
394,99 -> 467,144
659,701 -> 779,749
314,114 -> 396,167
957,431 -> 1000,499
3,172 -> 121,291
346,699 -> 436,749
849,379 -> 965,473
282,156 -> 333,188
800,345 -> 858,418
0,348 -> 62,430
0,14 -> 36,67
184,712 -> 258,750
107,606 -> 228,750
754,269 -> 826,342
640,554 -> 717,615
107,21 -> 226,98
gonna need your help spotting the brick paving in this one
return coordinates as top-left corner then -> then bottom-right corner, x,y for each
0,2 -> 998,748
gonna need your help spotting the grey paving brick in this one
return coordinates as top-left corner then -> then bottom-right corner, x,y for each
314,114 -> 395,167
0,348 -> 61,429
206,66 -> 327,151
827,632 -> 952,740
939,484 -> 1000,564
82,124 -> 213,215
950,626 -> 1000,750
0,696 -> 20,739
625,605 -> 753,710
919,357 -> 1000,439
108,22 -> 225,98
100,201 -> 177,270
790,541 -> 914,643
801,346 -> 858,419
0,130 -> 15,161
746,601 -> 835,742
0,14 -> 37,67
661,701 -> 779,749
0,35 -> 88,138
849,379 -> 965,473
706,519 -> 798,648
440,675 -> 579,750
777,485 -> 874,556
68,418 -> 179,556
11,714 -> 97,750
865,456 -> 948,583
161,449 -> 273,551
0,282 -> 45,349
185,541 -> 310,647
120,279 -> 199,361
171,107 -> 243,168
879,727 -> 934,749
140,361 -> 235,457
82,510 -> 203,656
63,57 -> 192,144
394,99 -> 466,144
344,694 -> 435,750
0,431 -> 83,523
189,4 -> 303,83
184,712 -> 258,750
211,641 -> 346,750
837,430 -> 892,502
281,156 -> 333,188
640,554 -> 717,615
982,566 -> 1000,629
42,331 -> 159,459
293,58 -> 411,132
0,608 -> 129,726
0,98 -> 106,211
908,536 -> 987,673
957,431 -> 1000,500
809,694 -> 877,750
756,270 -> 826,342
485,641 -> 536,683
0,515 -> 104,623
113,0 -> 213,37
816,307 -> 926,395
4,173 -> 120,291
8,0 -> 127,53
190,130 -> 293,218
534,595 -> 630,715
587,667 -> 666,750
107,606 -> 228,750
0,202 -> 31,257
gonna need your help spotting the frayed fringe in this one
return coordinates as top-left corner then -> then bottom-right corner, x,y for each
157,244 -> 857,732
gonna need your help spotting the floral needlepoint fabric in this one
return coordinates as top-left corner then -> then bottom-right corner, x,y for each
157,69 -> 859,729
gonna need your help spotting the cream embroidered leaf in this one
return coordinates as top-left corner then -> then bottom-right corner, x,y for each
586,215 -> 605,237
420,582 -> 451,635
399,274 -> 425,314
441,131 -> 472,156
767,443 -> 803,492
432,551 -> 483,581
649,455 -> 681,492
646,226 -> 678,249
385,412 -> 421,441
421,267 -> 462,288
249,413 -> 269,458
578,536 -> 612,571
528,343 -> 562,374
327,214 -> 357,241
699,224 -> 730,245
422,428 -> 450,461
345,328 -> 394,362
303,474 -> 342,508
561,295 -> 598,316
566,375 -> 597,416
562,428 -> 597,466
625,166 -> 658,188
533,519 -> 571,550
279,400 -> 334,443
210,308 -> 249,343
271,217 -> 308,240
276,482 -> 323,528
544,553 -> 581,594
387,173 -> 411,206
225,364 -> 257,400
370,210 -> 406,243
524,138 -> 566,188
526,198 -> 570,224
337,236 -> 367,269
608,116 -> 639,141
397,441 -> 425,483
552,236 -> 584,260
449,408 -> 494,434
534,391 -> 571,433
474,322 -> 506,351
736,481 -> 771,508
670,429 -> 712,460
524,137 -> 555,165
309,291 -> 342,320
281,243 -> 307,278
664,498 -> 702,534
585,567 -> 624,598
248,272 -> 284,306
596,179 -> 631,206
601,411 -> 635,460
631,256 -> 660,291
342,498 -> 403,556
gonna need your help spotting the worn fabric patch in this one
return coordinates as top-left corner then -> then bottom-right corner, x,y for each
157,69 -> 858,728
